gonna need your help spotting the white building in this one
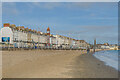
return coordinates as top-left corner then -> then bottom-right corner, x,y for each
101,45 -> 110,49
79,40 -> 88,49
0,23 -> 47,48
0,27 -> 13,44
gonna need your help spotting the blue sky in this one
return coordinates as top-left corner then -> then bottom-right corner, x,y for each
2,2 -> 118,44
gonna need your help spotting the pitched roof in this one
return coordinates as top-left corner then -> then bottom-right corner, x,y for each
47,27 -> 50,31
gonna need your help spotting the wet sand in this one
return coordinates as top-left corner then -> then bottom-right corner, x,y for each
2,50 -> 118,78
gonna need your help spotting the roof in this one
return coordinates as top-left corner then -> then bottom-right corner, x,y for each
10,24 -> 16,28
47,27 -> 50,31
4,23 -> 10,27
79,40 -> 85,42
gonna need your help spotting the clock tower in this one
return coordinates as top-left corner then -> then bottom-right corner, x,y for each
47,27 -> 50,35
47,27 -> 50,47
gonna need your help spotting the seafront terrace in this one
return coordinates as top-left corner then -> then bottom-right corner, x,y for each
0,23 -> 89,50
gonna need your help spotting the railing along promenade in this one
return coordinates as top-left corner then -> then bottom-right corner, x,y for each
0,47 -> 87,51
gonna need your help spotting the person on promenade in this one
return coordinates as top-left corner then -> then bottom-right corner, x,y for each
87,47 -> 90,54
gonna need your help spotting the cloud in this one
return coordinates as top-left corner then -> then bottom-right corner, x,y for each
76,25 -> 117,33
24,2 -> 94,10
2,2 -> 118,16
2,2 -> 19,15
91,16 -> 118,20
52,30 -> 88,35
2,0 -> 120,2
69,16 -> 118,20
30,2 -> 62,9
2,2 -> 93,15
69,13 -> 118,20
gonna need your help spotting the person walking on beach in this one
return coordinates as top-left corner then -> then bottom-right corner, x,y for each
87,47 -> 90,54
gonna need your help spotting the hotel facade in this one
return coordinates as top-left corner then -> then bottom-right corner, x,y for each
0,23 -> 89,49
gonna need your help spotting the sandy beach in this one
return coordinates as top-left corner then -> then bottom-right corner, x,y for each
2,50 -> 118,78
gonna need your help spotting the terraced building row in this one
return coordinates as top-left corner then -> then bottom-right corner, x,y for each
0,23 -> 89,49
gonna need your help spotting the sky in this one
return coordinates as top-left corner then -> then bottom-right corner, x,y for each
2,2 -> 118,44
1,0 -> 120,2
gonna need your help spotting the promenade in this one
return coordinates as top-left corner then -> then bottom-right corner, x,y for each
2,50 -> 118,78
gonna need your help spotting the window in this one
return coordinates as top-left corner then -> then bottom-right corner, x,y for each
2,37 -> 10,42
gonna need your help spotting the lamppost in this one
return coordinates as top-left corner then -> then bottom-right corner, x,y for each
94,38 -> 96,52
32,39 -> 34,49
38,36 -> 40,49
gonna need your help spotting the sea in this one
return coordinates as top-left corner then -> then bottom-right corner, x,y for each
93,50 -> 119,71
